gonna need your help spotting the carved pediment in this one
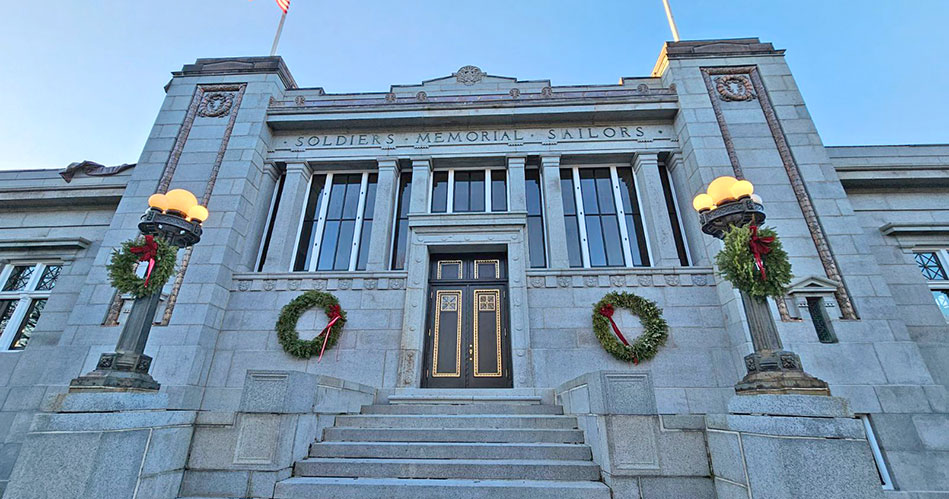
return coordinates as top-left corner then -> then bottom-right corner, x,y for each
389,65 -> 550,97
787,275 -> 841,295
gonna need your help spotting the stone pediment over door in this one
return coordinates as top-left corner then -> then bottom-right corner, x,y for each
389,65 -> 552,98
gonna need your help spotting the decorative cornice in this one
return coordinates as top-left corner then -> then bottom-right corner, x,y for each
880,223 -> 949,237
174,56 -> 297,89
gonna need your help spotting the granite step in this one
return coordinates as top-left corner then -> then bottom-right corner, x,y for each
294,457 -> 601,481
322,427 -> 586,443
333,414 -> 578,429
309,441 -> 593,460
274,477 -> 611,499
361,403 -> 564,415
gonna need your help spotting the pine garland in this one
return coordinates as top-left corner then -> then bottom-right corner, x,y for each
275,291 -> 347,359
715,224 -> 792,299
106,237 -> 177,298
592,291 -> 669,364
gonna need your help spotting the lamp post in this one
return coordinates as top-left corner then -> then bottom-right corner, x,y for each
693,177 -> 829,395
71,189 -> 207,391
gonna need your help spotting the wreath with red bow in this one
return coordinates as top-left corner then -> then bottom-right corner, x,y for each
106,235 -> 178,298
276,291 -> 347,360
715,224 -> 792,299
593,291 -> 669,364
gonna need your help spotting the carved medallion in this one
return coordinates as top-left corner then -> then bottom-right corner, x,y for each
313,279 -> 327,290
338,279 -> 352,290
385,92 -> 397,103
455,65 -> 486,85
389,278 -> 405,290
638,275 -> 653,287
509,88 -> 521,99
610,275 -> 625,287
715,75 -> 756,102
364,278 -> 378,290
294,95 -> 305,106
692,274 -> 709,286
529,276 -> 545,288
664,274 -> 680,287
237,280 -> 250,292
557,276 -> 570,288
263,279 -> 276,291
416,91 -> 427,102
584,276 -> 597,287
288,279 -> 301,291
197,92 -> 234,117
540,86 -> 553,98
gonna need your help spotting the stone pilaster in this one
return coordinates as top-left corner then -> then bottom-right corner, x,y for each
262,162 -> 312,272
242,162 -> 281,270
540,155 -> 570,269
633,153 -> 680,267
366,159 -> 399,271
507,156 -> 527,212
408,158 -> 432,214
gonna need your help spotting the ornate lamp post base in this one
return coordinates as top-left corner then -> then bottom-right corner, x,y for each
736,350 -> 829,395
69,352 -> 160,391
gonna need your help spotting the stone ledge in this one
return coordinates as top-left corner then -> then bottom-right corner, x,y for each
527,268 -> 715,288
231,272 -> 407,292
727,394 -> 852,418
29,410 -> 196,433
175,56 -> 297,89
706,413 -> 865,439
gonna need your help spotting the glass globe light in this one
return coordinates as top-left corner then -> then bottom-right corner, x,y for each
730,180 -> 754,200
165,189 -> 198,216
692,193 -> 715,212
147,193 -> 169,212
187,205 -> 209,223
707,176 -> 738,205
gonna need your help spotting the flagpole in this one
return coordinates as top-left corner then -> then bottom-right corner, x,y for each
270,11 -> 287,56
661,0 -> 681,42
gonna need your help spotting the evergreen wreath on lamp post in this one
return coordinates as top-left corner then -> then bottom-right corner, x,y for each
715,224 -> 792,299
592,291 -> 669,364
276,290 -> 347,360
106,235 -> 178,298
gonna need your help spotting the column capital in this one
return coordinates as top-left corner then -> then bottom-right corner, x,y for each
285,161 -> 312,175
376,158 -> 399,170
540,154 -> 561,167
666,152 -> 685,172
262,161 -> 282,182
506,156 -> 527,166
410,158 -> 432,170
632,152 -> 660,173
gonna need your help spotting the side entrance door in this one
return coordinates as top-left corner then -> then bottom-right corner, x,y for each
421,254 -> 512,388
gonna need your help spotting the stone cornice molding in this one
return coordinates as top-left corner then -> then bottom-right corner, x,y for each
174,56 -> 297,89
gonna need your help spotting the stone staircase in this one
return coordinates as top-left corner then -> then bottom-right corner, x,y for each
274,395 -> 610,498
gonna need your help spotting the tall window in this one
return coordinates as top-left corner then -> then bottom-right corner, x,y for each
525,169 -> 546,268
293,172 -> 377,272
561,166 -> 650,268
0,263 -> 61,350
658,162 -> 690,266
391,171 -> 412,270
914,250 -> 949,319
430,168 -> 508,214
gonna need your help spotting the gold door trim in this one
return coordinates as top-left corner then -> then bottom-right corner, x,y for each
436,260 -> 463,280
432,290 -> 462,377
472,289 -> 502,377
474,259 -> 500,279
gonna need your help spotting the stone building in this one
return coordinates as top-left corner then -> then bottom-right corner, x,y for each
0,38 -> 946,498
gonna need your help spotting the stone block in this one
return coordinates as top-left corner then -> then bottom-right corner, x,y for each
44,391 -> 170,413
912,414 -> 949,451
707,430 -> 746,484
179,469 -> 249,497
606,415 -> 660,474
239,370 -> 318,413
875,385 -> 933,413
134,470 -> 182,499
714,478 -> 751,499
142,426 -> 192,475
656,428 -> 709,476
556,371 -> 656,415
640,477 -> 715,499
727,394 -> 852,418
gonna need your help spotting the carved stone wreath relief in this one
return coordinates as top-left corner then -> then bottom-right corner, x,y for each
715,75 -> 756,102
455,65 -> 486,85
197,92 -> 235,117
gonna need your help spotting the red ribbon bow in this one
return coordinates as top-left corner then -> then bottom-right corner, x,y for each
748,225 -> 775,281
599,304 -> 638,364
317,304 -> 343,362
129,235 -> 159,288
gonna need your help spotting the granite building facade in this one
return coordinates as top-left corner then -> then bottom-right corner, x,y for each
0,38 -> 946,498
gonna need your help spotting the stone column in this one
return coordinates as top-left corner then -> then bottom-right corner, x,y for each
262,161 -> 312,272
366,159 -> 399,271
242,162 -> 281,270
540,155 -> 570,269
408,158 -> 431,214
507,156 -> 527,212
633,153 -> 680,267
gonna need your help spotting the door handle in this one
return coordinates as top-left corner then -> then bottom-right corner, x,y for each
468,344 -> 473,361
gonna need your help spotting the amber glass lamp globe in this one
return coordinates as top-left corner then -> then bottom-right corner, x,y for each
707,176 -> 738,205
165,189 -> 199,216
692,193 -> 715,212
147,193 -> 169,212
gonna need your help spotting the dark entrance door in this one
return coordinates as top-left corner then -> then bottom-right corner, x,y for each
422,254 -> 512,388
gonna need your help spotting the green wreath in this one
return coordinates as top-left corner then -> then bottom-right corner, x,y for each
106,236 -> 178,298
593,291 -> 669,364
715,224 -> 792,299
276,291 -> 347,359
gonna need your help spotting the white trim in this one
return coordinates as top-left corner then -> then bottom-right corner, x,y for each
859,415 -> 894,490
307,172 -> 334,272
446,170 -> 455,214
348,172 -> 370,271
255,173 -> 283,271
631,168 -> 654,266
609,166 -> 634,267
427,168 -> 435,214
485,169 -> 493,213
663,164 -> 692,265
571,168 -> 591,267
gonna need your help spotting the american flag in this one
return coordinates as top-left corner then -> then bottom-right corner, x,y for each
276,0 -> 290,13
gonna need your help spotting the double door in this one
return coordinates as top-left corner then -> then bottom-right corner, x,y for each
422,255 -> 512,388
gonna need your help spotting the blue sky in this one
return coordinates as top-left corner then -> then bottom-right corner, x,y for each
0,1 -> 946,170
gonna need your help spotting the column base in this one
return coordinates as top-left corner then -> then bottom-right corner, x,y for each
735,350 -> 830,396
69,352 -> 160,391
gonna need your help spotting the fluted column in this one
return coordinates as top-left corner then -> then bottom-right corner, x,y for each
262,161 -> 312,272
540,155 -> 570,269
366,159 -> 399,271
633,153 -> 680,267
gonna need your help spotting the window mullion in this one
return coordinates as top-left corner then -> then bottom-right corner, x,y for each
571,168 -> 591,268
446,170 -> 455,214
25,264 -> 44,292
348,173 -> 370,271
609,167 -> 634,267
308,172 -> 333,272
0,297 -> 31,350
0,266 -> 12,291
485,169 -> 492,213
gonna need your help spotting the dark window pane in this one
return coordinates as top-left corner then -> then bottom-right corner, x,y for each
432,171 -> 449,213
595,174 -> 615,214
356,221 -> 372,271
585,216 -> 606,267
9,299 -> 45,350
579,169 -> 598,215
317,221 -> 340,270
293,174 -> 326,271
469,170 -> 485,212
36,265 -> 62,291
602,217 -> 624,266
392,172 -> 413,270
334,220 -> 356,270
560,170 -> 576,215
525,169 -> 546,268
259,172 -> 287,272
3,266 -> 34,292
491,170 -> 507,211
525,170 -> 542,216
617,167 -> 650,266
0,300 -> 19,334
915,252 -> 947,281
564,215 -> 583,268
362,174 -> 378,220
355,174 -> 378,271
658,163 -> 690,266
341,174 -> 362,219
616,168 -> 636,212
326,179 -> 347,218
807,297 -> 837,343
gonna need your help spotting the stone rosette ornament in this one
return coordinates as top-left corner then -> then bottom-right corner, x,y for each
106,235 -> 177,298
715,224 -> 792,299
592,291 -> 669,364
276,291 -> 346,360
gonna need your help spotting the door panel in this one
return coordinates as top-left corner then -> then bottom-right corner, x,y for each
422,255 -> 512,389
